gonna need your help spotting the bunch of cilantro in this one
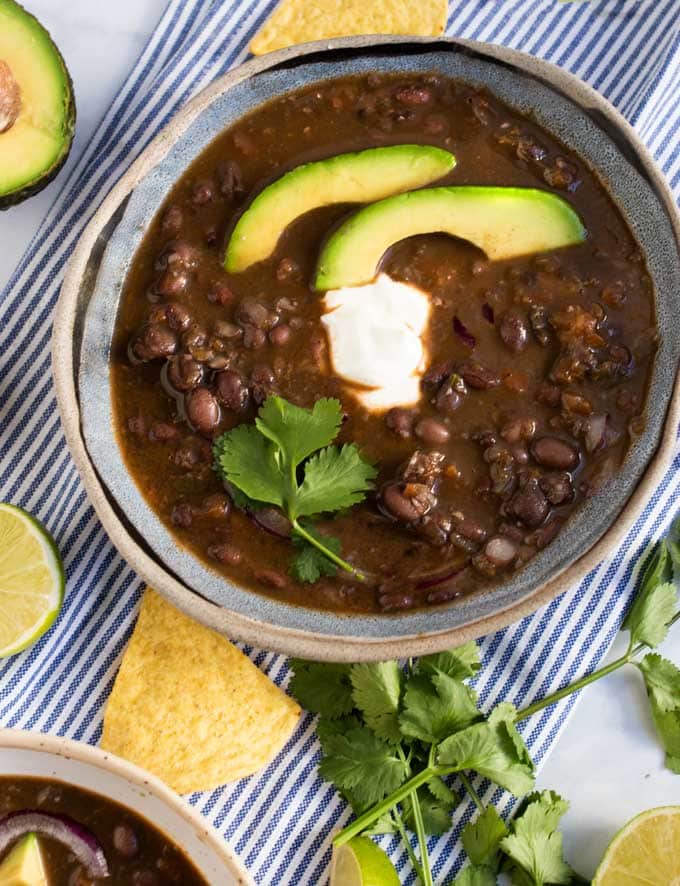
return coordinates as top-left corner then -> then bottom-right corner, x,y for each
290,526 -> 680,885
213,395 -> 376,582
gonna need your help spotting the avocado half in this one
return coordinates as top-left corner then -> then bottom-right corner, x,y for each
0,0 -> 75,208
224,144 -> 456,273
314,186 -> 587,290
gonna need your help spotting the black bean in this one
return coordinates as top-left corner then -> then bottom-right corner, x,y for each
201,493 -> 231,519
167,355 -> 203,392
276,258 -> 300,281
385,407 -> 414,438
215,369 -> 249,411
185,387 -> 221,436
113,824 -> 139,858
531,436 -> 579,470
255,569 -> 287,589
395,84 -> 432,105
451,512 -> 487,543
173,437 -> 212,469
160,205 -> 183,235
269,324 -> 292,347
130,323 -> 177,362
192,178 -> 214,205
171,502 -> 196,528
381,483 -> 423,522
165,302 -> 192,331
207,282 -> 235,306
250,365 -> 276,405
539,472 -> 573,505
415,417 -> 450,444
214,320 -> 241,338
459,362 -> 500,390
217,159 -> 244,200
500,416 -> 536,444
499,309 -> 529,352
242,324 -> 266,350
155,269 -> 188,297
156,239 -> 198,271
208,542 -> 242,565
148,421 -> 179,443
237,297 -> 278,329
379,592 -> 415,611
182,323 -> 208,352
511,479 -> 549,527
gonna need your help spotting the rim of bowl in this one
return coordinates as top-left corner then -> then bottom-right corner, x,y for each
54,35 -> 680,661
0,728 -> 253,885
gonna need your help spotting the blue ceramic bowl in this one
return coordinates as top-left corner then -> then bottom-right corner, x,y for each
72,37 -> 680,659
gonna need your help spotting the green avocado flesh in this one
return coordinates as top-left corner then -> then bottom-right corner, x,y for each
314,186 -> 586,291
224,144 -> 456,272
0,0 -> 75,208
0,833 -> 48,886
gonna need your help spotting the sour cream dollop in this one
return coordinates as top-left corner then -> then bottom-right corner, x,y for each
321,273 -> 431,411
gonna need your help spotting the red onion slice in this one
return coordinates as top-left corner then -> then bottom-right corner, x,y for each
584,413 -> 608,453
453,316 -> 476,348
0,811 -> 109,878
415,565 -> 467,590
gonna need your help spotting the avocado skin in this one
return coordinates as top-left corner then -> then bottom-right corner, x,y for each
0,0 -> 76,210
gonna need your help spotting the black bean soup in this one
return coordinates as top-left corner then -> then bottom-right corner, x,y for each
0,777 -> 207,884
112,72 -> 657,614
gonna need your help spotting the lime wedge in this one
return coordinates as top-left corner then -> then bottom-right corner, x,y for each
330,837 -> 399,886
0,832 -> 48,885
593,805 -> 680,885
0,504 -> 64,658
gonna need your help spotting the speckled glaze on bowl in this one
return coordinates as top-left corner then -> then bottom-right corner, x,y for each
0,729 -> 252,884
54,36 -> 680,661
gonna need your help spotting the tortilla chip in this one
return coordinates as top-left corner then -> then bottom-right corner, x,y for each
250,0 -> 447,56
101,589 -> 301,793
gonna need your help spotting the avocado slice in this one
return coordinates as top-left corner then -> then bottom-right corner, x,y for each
0,833 -> 48,886
224,144 -> 456,273
314,186 -> 586,291
0,0 -> 75,208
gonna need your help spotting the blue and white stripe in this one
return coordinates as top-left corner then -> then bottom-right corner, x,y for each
1,1 -> 679,882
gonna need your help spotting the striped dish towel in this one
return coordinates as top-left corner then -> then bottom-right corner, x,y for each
1,1 -> 679,882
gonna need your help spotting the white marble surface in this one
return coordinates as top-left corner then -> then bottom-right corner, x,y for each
1,1 -> 679,879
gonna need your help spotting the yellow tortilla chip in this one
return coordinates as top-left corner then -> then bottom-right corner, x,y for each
250,0 -> 447,56
101,589 -> 301,793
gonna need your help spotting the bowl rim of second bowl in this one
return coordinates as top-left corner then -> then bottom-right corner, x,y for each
0,727 -> 253,885
54,34 -> 680,661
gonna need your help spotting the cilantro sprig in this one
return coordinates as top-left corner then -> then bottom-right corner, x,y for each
213,395 -> 376,582
289,520 -> 680,885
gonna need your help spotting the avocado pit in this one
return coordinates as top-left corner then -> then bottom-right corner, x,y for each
0,60 -> 21,133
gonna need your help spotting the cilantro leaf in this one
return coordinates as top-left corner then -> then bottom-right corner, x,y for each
437,704 -> 534,796
400,672 -> 481,744
363,812 -> 399,835
294,444 -> 377,518
500,791 -> 572,886
418,642 -> 482,681
624,540 -> 677,649
403,785 -> 455,836
289,660 -> 353,718
213,425 -> 284,506
255,395 -> 343,467
350,661 -> 404,743
462,805 -> 508,868
290,530 -> 341,583
638,653 -> 680,771
318,723 -> 409,808
426,775 -> 459,808
454,865 -> 498,886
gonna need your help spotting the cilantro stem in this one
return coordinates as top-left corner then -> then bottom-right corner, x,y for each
409,790 -> 434,886
392,811 -> 426,884
291,518 -> 366,581
459,772 -> 485,813
334,766 -> 451,846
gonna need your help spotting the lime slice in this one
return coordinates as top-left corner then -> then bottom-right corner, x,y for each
593,805 -> 680,885
330,837 -> 399,886
0,504 -> 64,658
